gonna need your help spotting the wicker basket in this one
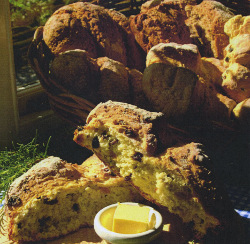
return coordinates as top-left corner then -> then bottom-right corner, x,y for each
28,26 -> 96,125
27,0 -> 146,125
27,0 -> 248,127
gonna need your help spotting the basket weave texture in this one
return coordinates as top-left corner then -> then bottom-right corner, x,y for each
28,27 -> 96,125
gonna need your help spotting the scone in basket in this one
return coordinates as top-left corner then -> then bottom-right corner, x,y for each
28,26 -> 96,125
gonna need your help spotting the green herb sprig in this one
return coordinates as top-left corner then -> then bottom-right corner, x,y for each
0,134 -> 50,230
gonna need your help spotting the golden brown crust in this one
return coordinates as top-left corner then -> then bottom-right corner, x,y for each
185,0 -> 234,59
96,57 -> 131,103
82,100 -> 172,155
224,15 -> 250,39
129,1 -> 192,53
142,63 -> 198,119
146,42 -> 202,73
43,2 -> 146,71
223,34 -> 250,69
106,8 -> 146,72
50,49 -> 100,103
160,143 -> 233,221
43,2 -> 127,65
6,157 -> 81,209
222,63 -> 250,102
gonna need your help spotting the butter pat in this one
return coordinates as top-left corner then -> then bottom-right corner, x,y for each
112,203 -> 156,234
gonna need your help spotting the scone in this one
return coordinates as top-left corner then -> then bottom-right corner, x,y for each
5,155 -> 143,242
223,34 -> 250,69
222,63 -> 250,103
73,101 -> 243,241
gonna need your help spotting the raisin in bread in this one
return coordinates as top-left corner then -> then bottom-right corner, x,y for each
5,155 -> 143,242
74,101 -> 244,241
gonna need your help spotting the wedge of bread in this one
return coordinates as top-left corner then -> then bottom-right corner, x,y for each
5,155 -> 143,242
74,101 -> 244,241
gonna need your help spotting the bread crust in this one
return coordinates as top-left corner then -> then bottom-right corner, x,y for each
43,2 -> 127,64
185,0 -> 234,59
129,1 -> 192,53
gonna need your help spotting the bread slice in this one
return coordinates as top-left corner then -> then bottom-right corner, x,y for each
74,101 -> 243,240
5,155 -> 143,242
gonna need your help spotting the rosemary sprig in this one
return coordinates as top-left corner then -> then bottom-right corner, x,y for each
0,134 -> 50,230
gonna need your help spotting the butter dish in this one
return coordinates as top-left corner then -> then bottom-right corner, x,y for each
94,202 -> 163,244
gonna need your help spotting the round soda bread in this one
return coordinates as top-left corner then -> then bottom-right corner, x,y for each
74,101 -> 244,242
5,155 -> 143,242
50,49 -> 100,103
129,0 -> 192,53
43,2 -> 145,71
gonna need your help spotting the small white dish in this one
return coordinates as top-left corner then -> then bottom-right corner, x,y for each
94,202 -> 163,244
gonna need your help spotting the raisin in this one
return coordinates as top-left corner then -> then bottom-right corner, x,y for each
169,156 -> 175,162
224,57 -> 230,62
229,47 -> 234,52
17,223 -> 22,229
101,131 -> 109,139
125,174 -> 132,181
118,120 -> 126,125
39,216 -> 51,232
109,139 -> 118,145
92,136 -> 100,148
7,195 -> 22,207
132,152 -> 143,162
124,129 -> 137,138
72,203 -> 80,212
43,197 -> 58,205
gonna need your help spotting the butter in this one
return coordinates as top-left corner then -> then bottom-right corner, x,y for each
112,203 -> 156,234
100,206 -> 116,231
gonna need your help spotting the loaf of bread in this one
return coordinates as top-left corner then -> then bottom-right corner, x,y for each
50,49 -> 100,103
130,0 -> 233,58
43,2 -> 145,71
143,63 -> 198,120
146,42 -> 202,74
128,68 -> 153,110
129,0 -> 193,53
142,62 -> 235,124
5,155 -> 143,242
73,101 -> 244,241
185,0 -> 234,59
96,57 -> 131,103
